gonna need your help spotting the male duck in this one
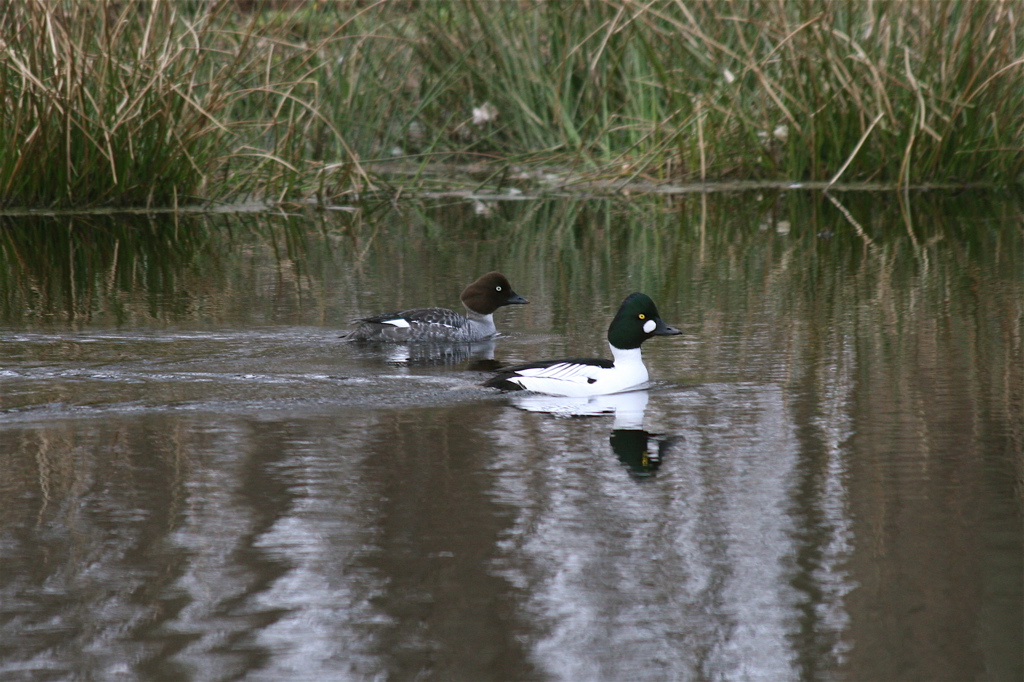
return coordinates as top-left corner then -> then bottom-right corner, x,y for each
345,271 -> 528,343
484,292 -> 680,396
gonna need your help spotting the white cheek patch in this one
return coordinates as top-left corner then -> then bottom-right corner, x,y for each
382,318 -> 411,328
643,319 -> 657,334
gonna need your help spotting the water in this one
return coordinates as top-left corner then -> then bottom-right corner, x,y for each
1,193 -> 1021,681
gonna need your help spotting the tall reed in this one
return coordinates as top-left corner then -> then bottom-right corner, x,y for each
0,2 -> 230,206
1,1 -> 1019,209
0,1 -> 361,208
386,0 -> 1023,185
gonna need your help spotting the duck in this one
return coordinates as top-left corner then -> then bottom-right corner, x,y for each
483,292 -> 680,396
344,271 -> 528,343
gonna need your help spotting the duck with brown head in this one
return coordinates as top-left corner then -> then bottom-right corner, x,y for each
345,272 -> 528,343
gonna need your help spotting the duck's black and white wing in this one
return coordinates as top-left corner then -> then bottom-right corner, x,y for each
360,307 -> 463,327
484,357 -> 614,392
346,307 -> 468,341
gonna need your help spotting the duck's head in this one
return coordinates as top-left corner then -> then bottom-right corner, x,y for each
460,271 -> 529,315
607,292 -> 681,350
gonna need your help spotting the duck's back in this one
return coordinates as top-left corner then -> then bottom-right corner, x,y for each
346,307 -> 477,343
483,356 -> 622,396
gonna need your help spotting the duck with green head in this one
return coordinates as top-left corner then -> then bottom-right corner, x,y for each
484,292 -> 680,397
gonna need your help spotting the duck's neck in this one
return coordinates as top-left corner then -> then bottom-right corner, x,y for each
609,343 -> 644,367
465,309 -> 496,336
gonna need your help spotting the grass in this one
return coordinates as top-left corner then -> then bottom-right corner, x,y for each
367,0 -> 1024,186
0,0 -> 1020,208
0,1 -> 362,208
0,2 -> 233,207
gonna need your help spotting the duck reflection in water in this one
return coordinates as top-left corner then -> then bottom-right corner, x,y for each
509,390 -> 678,477
381,337 -> 502,370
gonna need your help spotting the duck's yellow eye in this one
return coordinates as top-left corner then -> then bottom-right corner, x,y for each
638,314 -> 646,320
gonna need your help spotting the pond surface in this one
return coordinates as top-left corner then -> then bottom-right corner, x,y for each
1,193 -> 1021,681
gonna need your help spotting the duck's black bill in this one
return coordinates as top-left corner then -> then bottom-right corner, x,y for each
654,318 -> 682,335
506,293 -> 529,305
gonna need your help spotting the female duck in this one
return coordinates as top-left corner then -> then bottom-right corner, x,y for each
484,292 -> 680,396
346,271 -> 528,343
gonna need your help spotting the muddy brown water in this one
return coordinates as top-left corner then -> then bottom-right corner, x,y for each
1,192 -> 1021,681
